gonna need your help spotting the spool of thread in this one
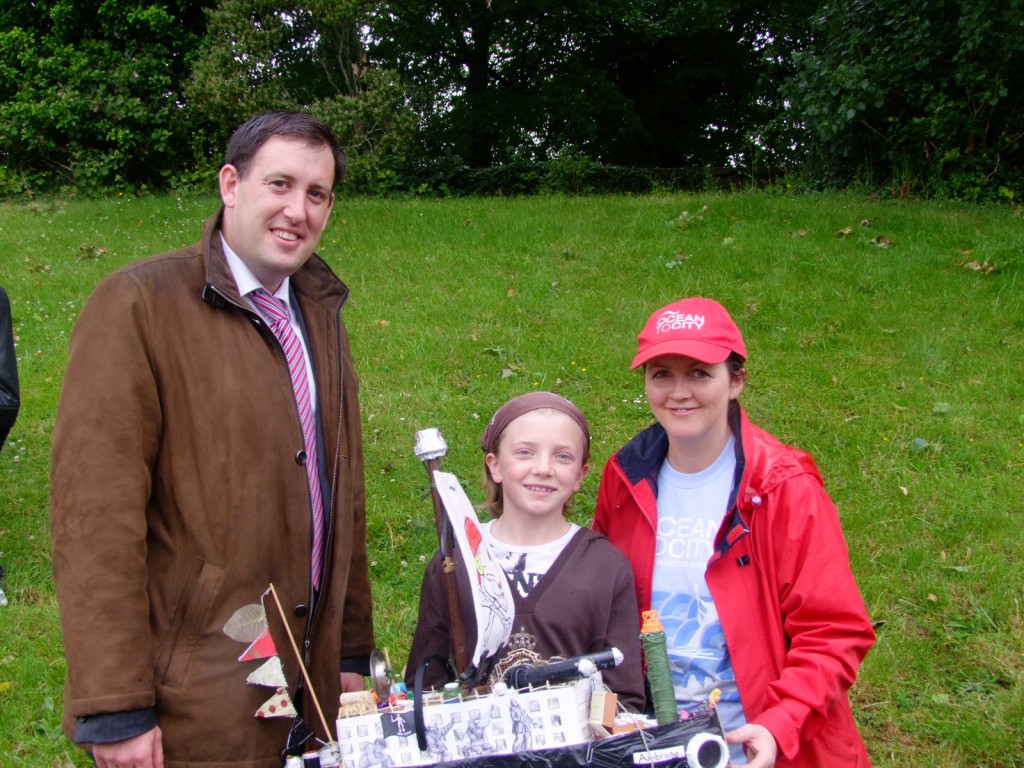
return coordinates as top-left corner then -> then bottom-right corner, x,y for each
641,609 -> 677,725
685,732 -> 729,768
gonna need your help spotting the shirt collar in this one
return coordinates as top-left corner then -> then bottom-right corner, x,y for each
221,234 -> 293,308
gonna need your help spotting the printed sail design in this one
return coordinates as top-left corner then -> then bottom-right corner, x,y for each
433,470 -> 515,679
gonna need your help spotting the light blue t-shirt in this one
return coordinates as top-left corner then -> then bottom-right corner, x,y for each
651,436 -> 748,763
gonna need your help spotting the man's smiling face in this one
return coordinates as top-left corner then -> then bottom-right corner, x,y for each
218,135 -> 336,292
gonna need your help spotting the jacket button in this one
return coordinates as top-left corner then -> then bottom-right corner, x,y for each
295,450 -> 307,465
294,604 -> 308,617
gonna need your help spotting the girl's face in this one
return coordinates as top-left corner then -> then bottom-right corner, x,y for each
485,409 -> 589,521
644,354 -> 745,472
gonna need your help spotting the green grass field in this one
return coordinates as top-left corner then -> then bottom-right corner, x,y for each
1,190 -> 1022,766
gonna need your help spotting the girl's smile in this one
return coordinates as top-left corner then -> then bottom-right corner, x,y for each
484,409 -> 589,544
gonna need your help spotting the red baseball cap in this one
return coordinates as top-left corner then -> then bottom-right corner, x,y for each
631,297 -> 747,369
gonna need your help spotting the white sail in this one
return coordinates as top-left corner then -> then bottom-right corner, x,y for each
433,469 -> 515,678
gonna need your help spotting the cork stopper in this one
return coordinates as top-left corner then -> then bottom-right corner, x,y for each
641,609 -> 664,634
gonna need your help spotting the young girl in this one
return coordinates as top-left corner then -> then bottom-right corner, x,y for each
406,391 -> 646,712
593,298 -> 875,767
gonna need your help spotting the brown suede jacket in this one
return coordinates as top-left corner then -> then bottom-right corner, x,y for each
50,213 -> 374,766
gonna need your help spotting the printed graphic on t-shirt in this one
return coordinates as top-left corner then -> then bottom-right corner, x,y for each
496,551 -> 536,598
651,442 -> 748,762
653,502 -> 732,703
484,522 -> 578,599
651,581 -> 733,702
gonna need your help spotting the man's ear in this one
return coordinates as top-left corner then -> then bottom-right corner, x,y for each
219,164 -> 239,207
318,191 -> 336,231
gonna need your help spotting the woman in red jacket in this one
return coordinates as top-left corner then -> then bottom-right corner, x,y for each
593,297 -> 875,767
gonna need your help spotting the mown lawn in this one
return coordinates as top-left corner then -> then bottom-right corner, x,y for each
1,190 -> 1021,767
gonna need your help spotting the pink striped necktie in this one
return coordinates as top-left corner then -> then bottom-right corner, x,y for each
250,288 -> 325,591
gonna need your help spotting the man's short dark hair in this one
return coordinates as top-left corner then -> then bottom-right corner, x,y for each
225,110 -> 347,188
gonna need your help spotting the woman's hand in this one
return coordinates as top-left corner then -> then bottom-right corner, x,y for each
726,723 -> 777,767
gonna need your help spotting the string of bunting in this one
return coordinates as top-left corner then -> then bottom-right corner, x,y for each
222,584 -> 334,739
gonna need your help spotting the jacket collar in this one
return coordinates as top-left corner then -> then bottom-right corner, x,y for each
616,421 -> 670,488
616,404 -> 748,508
616,409 -> 752,562
199,210 -> 349,312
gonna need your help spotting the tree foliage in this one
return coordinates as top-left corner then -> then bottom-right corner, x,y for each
309,69 -> 419,194
368,0 -> 617,168
185,0 -> 365,134
367,0 -> 812,169
1,0 -> 1021,197
0,0 -> 211,193
184,0 -> 417,193
783,0 -> 1024,198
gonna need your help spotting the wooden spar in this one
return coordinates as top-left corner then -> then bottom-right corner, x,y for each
414,429 -> 469,678
267,583 -> 334,742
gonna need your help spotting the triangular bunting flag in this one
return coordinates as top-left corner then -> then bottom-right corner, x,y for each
255,687 -> 297,718
238,626 -> 278,662
246,656 -> 288,688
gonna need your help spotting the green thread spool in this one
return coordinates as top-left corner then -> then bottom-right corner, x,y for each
641,609 -> 677,725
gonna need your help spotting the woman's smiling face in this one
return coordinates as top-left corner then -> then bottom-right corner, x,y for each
644,354 -> 744,473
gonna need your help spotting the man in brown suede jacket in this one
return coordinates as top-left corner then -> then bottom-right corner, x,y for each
50,111 -> 374,768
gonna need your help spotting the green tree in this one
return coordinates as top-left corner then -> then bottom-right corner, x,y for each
558,2 -> 764,167
185,0 -> 416,193
367,0 -> 614,168
185,0 -> 363,134
367,0 -> 817,169
783,0 -> 1024,198
0,0 -> 211,193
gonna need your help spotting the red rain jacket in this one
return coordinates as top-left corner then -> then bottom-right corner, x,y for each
593,405 -> 874,767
